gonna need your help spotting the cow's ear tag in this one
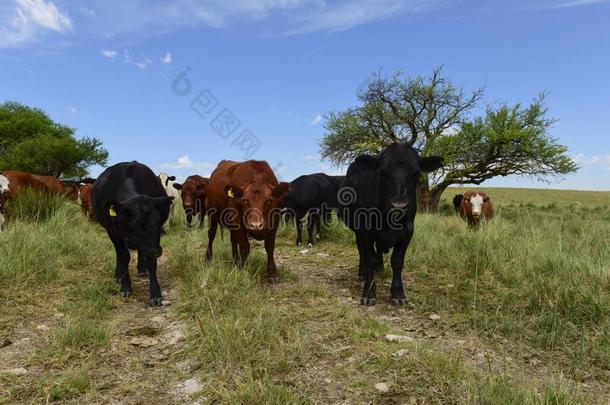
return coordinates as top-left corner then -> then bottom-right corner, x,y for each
109,205 -> 117,217
227,188 -> 234,198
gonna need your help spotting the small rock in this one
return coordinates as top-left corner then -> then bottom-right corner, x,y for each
374,382 -> 390,393
53,312 -> 64,319
151,315 -> 166,324
424,330 -> 439,339
378,315 -> 399,322
299,249 -> 309,255
385,334 -> 414,343
36,324 -> 50,331
323,378 -> 332,384
1,367 -> 28,375
129,336 -> 159,348
391,349 -> 409,359
182,378 -> 203,395
446,284 -> 455,288
165,329 -> 185,346
316,252 -> 330,258
429,314 -> 441,321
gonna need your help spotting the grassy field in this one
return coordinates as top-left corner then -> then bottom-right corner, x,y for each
0,187 -> 609,403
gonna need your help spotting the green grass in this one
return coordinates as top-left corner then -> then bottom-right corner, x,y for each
0,186 -> 608,403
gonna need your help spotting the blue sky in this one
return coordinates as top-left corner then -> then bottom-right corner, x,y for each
1,0 -> 609,190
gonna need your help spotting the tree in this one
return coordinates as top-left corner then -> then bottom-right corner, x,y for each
320,68 -> 578,212
0,101 -> 108,178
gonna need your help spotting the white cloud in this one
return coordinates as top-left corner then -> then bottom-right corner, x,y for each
572,153 -> 610,168
101,48 -> 151,70
101,49 -> 117,58
34,0 -> 440,42
68,105 -> 77,114
161,52 -> 172,64
0,0 -> 72,48
303,155 -> 319,160
309,113 -> 322,126
162,156 -> 214,175
550,0 -> 608,8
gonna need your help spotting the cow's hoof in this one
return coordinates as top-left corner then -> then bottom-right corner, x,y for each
149,297 -> 163,307
316,234 -> 321,239
119,290 -> 132,298
137,271 -> 148,278
296,242 -> 302,247
360,297 -> 376,306
267,276 -> 280,284
358,274 -> 365,282
391,298 -> 406,306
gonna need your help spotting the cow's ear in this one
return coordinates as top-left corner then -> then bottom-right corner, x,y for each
272,182 -> 291,199
104,200 -> 124,218
168,176 -> 176,181
420,156 -> 444,172
225,185 -> 243,198
483,196 -> 490,203
173,183 -> 183,190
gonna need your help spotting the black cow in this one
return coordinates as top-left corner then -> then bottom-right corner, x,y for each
339,143 -> 443,306
453,194 -> 464,213
92,162 -> 173,307
282,173 -> 343,247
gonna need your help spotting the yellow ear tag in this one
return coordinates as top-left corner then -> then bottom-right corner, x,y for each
227,188 -> 234,198
109,206 -> 117,217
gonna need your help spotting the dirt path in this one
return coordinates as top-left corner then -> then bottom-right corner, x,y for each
273,242 -> 610,403
0,255 -> 200,404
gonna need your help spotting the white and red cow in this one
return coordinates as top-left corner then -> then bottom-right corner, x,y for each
459,190 -> 494,228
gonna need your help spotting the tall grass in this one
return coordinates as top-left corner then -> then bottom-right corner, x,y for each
2,188 -> 68,224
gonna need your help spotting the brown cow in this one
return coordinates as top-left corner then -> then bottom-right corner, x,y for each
172,175 -> 209,228
0,171 -> 78,201
77,183 -> 96,222
205,160 -> 290,283
459,190 -> 493,227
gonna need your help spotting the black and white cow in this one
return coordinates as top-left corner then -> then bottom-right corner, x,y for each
93,162 -> 173,307
282,173 -> 343,247
339,143 -> 443,306
158,172 -> 180,230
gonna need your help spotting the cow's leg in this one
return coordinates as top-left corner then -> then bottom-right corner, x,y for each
356,233 -> 366,281
306,209 -> 317,248
375,249 -> 384,273
295,210 -> 304,246
359,234 -> 377,306
390,237 -> 411,306
265,229 -> 279,283
236,229 -> 251,266
136,250 -> 148,277
186,211 -> 193,229
205,213 -> 219,261
316,211 -> 322,239
230,229 -> 239,263
144,256 -> 162,307
109,232 -> 132,298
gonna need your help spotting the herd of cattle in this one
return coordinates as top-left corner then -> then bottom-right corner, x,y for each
0,142 -> 494,307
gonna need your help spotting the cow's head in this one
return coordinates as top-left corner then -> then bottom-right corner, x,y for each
377,143 -> 443,211
226,176 -> 291,232
464,193 -> 489,219
104,196 -> 174,258
173,177 -> 208,213
158,172 -> 176,188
